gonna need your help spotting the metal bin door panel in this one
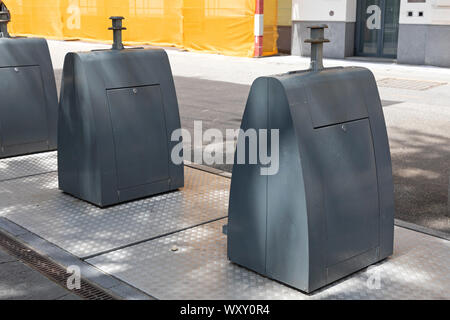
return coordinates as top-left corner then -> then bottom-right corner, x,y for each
313,119 -> 380,267
0,66 -> 49,147
107,85 -> 170,191
306,73 -> 368,128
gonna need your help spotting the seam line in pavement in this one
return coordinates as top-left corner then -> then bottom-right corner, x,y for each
0,170 -> 57,183
394,219 -> 449,241
54,292 -> 75,300
82,216 -> 228,260
184,161 -> 232,179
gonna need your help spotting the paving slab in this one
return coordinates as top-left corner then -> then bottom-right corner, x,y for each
384,103 -> 450,233
0,248 -> 76,300
57,293 -> 83,300
0,248 -> 17,264
0,217 -> 153,300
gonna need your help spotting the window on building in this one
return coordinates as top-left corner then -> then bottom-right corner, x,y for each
129,0 -> 164,17
79,0 -> 97,15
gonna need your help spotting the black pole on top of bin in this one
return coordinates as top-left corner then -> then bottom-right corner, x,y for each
304,25 -> 330,72
109,16 -> 126,50
0,2 -> 11,38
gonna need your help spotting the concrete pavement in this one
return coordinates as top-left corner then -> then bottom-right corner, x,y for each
0,247 -> 81,300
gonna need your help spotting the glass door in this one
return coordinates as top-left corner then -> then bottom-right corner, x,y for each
355,0 -> 400,58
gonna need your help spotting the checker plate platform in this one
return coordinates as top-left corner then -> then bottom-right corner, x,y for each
88,220 -> 450,300
0,153 -> 228,258
0,152 -> 449,299
0,152 -> 57,182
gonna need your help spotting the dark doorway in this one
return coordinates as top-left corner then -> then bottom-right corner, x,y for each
355,0 -> 401,58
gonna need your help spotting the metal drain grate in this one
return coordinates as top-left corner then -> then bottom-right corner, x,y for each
0,231 -> 117,300
377,78 -> 447,91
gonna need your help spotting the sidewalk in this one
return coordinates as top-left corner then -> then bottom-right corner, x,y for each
0,247 -> 80,300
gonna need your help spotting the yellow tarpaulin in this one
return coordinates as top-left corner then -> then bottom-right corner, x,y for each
4,0 -> 278,57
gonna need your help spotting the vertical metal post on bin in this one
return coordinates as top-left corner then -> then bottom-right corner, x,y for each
304,25 -> 330,71
109,16 -> 126,50
0,2 -> 11,38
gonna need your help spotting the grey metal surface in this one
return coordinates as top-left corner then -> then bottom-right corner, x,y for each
107,85 -> 170,190
0,167 -> 228,258
314,119 -> 379,267
87,219 -> 450,300
0,151 -> 56,182
0,37 -> 58,158
58,44 -> 183,207
228,65 -> 394,292
0,66 -> 48,146
0,172 -> 59,208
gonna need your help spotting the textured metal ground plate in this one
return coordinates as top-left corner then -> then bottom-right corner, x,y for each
377,78 -> 447,91
88,220 -> 450,300
0,160 -> 228,258
0,152 -> 57,182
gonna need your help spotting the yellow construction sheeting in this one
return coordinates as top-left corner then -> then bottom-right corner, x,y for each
277,0 -> 292,26
4,0 -> 278,57
263,0 -> 278,56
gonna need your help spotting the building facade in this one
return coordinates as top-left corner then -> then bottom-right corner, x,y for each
277,0 -> 293,53
292,0 -> 450,67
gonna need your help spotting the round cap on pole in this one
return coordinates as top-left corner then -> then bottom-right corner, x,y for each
109,16 -> 126,50
304,24 -> 330,71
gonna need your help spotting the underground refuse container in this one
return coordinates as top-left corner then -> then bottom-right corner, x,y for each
58,17 -> 184,207
227,25 -> 395,293
0,3 -> 58,159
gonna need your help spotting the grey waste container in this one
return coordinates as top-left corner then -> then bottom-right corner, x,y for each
0,4 -> 58,158
227,25 -> 394,293
58,17 -> 184,207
